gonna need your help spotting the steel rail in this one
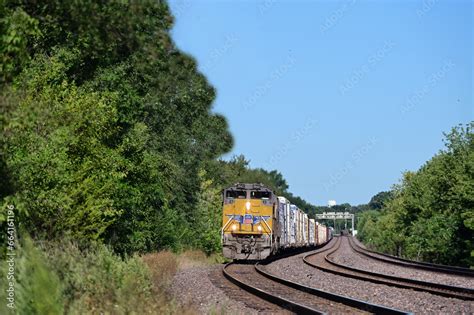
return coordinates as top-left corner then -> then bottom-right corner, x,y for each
222,240 -> 411,315
223,262 -> 325,315
255,261 -> 410,315
348,236 -> 474,277
303,237 -> 474,301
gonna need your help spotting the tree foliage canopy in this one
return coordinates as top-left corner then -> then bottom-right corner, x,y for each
357,123 -> 474,267
0,0 -> 234,254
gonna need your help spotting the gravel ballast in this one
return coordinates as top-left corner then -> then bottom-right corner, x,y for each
331,237 -> 474,289
265,238 -> 474,314
170,263 -> 290,314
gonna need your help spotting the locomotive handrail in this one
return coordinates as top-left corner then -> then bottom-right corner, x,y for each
222,215 -> 234,231
260,215 -> 273,250
259,215 -> 271,234
221,215 -> 235,242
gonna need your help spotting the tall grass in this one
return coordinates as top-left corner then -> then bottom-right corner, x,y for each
141,251 -> 178,294
43,241 -> 159,314
0,237 -> 194,314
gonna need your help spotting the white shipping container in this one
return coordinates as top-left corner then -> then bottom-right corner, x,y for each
300,210 -> 304,245
315,222 -> 319,245
295,208 -> 299,245
289,205 -> 298,245
285,200 -> 290,247
277,197 -> 286,247
303,212 -> 309,245
318,225 -> 327,244
309,219 -> 315,245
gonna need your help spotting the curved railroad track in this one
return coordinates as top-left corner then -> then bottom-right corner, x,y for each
222,242 -> 410,314
346,236 -> 474,288
348,236 -> 474,277
303,237 -> 474,301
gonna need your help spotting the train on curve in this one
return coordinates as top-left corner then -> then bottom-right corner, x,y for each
221,183 -> 332,260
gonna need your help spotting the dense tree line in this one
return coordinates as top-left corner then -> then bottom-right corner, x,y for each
357,123 -> 474,267
0,0 -> 233,254
0,0 -> 318,257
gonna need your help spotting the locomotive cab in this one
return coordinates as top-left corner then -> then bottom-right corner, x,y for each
221,183 -> 276,260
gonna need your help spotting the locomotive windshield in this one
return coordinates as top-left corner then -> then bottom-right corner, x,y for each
225,190 -> 246,199
250,191 -> 272,199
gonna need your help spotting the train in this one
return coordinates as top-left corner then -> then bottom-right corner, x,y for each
221,183 -> 332,260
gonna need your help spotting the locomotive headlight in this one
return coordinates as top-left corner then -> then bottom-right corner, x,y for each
257,225 -> 262,232
246,201 -> 251,211
231,224 -> 237,231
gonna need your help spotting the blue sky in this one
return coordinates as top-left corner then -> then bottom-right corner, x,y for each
168,0 -> 473,206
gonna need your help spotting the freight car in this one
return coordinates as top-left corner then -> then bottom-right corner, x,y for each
221,183 -> 332,260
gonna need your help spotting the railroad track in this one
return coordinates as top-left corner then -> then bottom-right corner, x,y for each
303,237 -> 474,301
348,236 -> 474,277
222,243 -> 410,314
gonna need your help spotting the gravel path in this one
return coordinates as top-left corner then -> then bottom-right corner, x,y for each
331,237 -> 474,289
170,263 -> 291,314
265,238 -> 474,314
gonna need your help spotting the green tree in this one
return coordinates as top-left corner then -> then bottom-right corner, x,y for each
0,0 -> 232,254
357,122 -> 474,267
368,191 -> 393,210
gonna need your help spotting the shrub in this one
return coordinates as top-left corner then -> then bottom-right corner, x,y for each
0,236 -> 64,315
40,240 -> 161,314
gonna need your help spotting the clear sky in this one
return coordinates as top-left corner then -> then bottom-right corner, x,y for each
168,0 -> 473,206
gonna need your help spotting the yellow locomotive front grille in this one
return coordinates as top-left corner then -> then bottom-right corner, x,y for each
222,199 -> 273,235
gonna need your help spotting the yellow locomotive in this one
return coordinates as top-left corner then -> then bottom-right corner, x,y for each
221,183 -> 275,260
221,183 -> 332,260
